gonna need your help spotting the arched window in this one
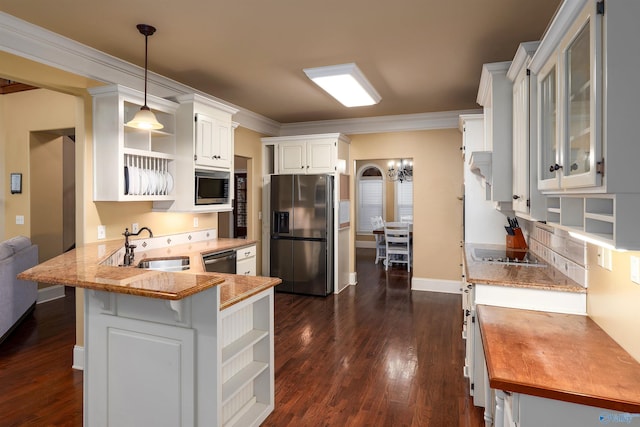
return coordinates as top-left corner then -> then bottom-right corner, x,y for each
357,164 -> 384,233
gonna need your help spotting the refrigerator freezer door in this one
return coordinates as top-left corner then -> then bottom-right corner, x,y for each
270,238 -> 294,293
292,240 -> 330,296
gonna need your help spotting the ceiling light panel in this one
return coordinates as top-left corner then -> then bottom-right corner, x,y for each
304,63 -> 381,107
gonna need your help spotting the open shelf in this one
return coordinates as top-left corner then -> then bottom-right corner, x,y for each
222,329 -> 268,367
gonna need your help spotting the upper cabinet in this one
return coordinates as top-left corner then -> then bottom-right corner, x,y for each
177,94 -> 238,171
533,1 -> 603,191
508,42 -> 545,220
527,0 -> 640,249
262,134 -> 350,175
153,94 -> 238,213
90,85 -> 179,202
475,62 -> 513,207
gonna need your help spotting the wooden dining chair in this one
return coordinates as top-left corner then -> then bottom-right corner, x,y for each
370,216 -> 386,264
384,221 -> 411,272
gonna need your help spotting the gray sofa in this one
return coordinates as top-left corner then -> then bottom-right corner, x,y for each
0,236 -> 38,343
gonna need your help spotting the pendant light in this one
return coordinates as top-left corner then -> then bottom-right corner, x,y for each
126,24 -> 163,130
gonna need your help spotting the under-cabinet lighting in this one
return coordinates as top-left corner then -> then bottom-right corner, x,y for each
568,230 -> 625,252
303,63 -> 381,107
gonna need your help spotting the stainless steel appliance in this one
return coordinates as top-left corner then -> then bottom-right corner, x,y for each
195,170 -> 230,205
203,250 -> 237,273
270,174 -> 334,296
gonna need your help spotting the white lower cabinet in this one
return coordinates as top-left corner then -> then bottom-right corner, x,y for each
496,392 -> 628,427
236,245 -> 257,276
84,285 -> 274,427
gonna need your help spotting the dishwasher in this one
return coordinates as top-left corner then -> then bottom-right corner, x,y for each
202,250 -> 237,274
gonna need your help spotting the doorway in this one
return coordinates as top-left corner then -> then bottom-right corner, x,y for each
29,129 -> 76,262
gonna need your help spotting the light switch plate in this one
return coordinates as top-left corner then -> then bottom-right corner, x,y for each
97,225 -> 106,240
193,217 -> 199,228
597,247 -> 612,271
16,215 -> 24,225
132,223 -> 139,234
631,255 -> 640,284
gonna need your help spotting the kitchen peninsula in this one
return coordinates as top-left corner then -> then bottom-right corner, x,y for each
18,237 -> 281,427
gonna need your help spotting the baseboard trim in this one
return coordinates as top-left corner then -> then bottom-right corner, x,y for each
37,285 -> 65,304
355,241 -> 376,249
72,345 -> 84,371
411,277 -> 462,294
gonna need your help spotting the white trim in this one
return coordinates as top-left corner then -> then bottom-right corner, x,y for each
411,277 -> 462,294
355,240 -> 376,249
477,62 -> 511,106
507,41 -> 540,81
529,0 -> 589,73
72,345 -> 84,371
37,285 -> 65,304
1,12 -> 483,136
0,12 -> 280,135
279,109 -> 481,135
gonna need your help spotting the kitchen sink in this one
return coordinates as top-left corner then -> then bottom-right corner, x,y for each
137,257 -> 190,272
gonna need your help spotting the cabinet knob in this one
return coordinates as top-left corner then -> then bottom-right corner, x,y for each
301,166 -> 304,169
512,195 -> 520,200
549,163 -> 563,172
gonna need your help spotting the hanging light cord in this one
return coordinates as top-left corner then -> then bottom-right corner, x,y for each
136,24 -> 156,111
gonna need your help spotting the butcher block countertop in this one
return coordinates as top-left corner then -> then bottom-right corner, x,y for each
18,238 -> 281,308
464,243 -> 585,293
477,305 -> 640,413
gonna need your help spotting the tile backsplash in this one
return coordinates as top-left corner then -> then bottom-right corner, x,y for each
529,222 -> 588,287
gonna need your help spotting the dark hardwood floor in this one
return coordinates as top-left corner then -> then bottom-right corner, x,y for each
0,249 -> 483,426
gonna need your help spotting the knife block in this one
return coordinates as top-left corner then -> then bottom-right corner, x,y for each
506,228 -> 527,250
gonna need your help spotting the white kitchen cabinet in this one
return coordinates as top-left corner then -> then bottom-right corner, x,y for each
89,84 -> 178,202
278,139 -> 336,174
195,112 -> 233,170
475,62 -> 513,206
236,244 -> 256,276
529,0 -> 640,249
534,1 -> 603,191
153,93 -> 238,213
508,42 -> 546,220
84,285 -> 274,427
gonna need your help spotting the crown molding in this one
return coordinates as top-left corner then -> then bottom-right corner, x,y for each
507,41 -> 540,81
279,109 -> 481,136
477,61 -> 511,107
0,11 -> 280,135
1,11 -> 479,137
529,0 -> 588,74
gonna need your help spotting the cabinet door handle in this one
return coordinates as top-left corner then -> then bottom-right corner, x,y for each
512,195 -> 520,200
549,163 -> 563,172
245,251 -> 251,256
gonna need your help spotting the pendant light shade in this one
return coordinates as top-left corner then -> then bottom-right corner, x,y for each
126,24 -> 163,130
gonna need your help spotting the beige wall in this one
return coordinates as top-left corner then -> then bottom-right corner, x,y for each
587,245 -> 640,362
234,126 -> 266,275
2,89 -> 77,240
349,130 -> 463,281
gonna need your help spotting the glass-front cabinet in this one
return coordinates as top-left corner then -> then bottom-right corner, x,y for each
537,1 -> 602,191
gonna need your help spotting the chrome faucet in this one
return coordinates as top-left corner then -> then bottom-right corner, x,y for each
122,227 -> 154,266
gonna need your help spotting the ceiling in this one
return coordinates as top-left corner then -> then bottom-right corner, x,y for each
0,0 -> 561,124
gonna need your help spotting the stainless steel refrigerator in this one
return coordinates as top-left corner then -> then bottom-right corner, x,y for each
270,174 -> 334,296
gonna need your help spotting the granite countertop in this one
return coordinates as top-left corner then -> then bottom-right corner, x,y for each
464,243 -> 585,293
477,304 -> 640,413
18,238 -> 281,308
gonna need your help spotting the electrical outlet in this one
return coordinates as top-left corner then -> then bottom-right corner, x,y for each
193,217 -> 199,228
97,225 -> 106,240
631,256 -> 640,285
15,215 -> 24,225
132,223 -> 139,234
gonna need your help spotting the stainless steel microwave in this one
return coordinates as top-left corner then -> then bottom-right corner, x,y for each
195,170 -> 230,205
